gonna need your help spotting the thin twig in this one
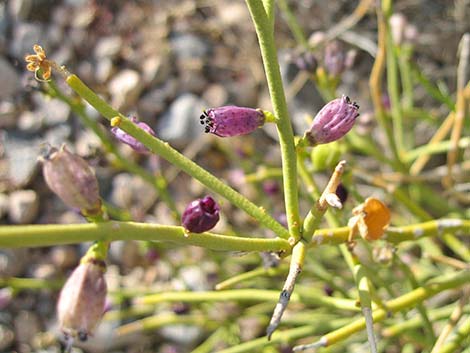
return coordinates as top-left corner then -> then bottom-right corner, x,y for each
430,289 -> 469,353
445,33 -> 470,186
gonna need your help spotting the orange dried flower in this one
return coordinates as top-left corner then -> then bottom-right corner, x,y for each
348,197 -> 391,241
25,44 -> 52,81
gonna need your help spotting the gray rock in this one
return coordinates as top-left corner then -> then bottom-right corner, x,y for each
50,44 -> 74,66
138,79 -> 177,120
9,22 -> 47,61
0,193 -> 8,219
45,24 -> 64,47
201,83 -> 228,107
110,173 -> 157,213
216,2 -> 250,27
95,57 -> 113,83
141,55 -> 172,86
108,240 -> 142,270
0,324 -> 14,351
179,265 -> 210,291
157,94 -> 206,146
17,110 -> 42,132
159,324 -> 202,346
108,69 -> 142,110
0,249 -> 28,277
0,57 -> 20,99
43,124 -> 72,147
0,101 -> 17,129
7,0 -> 33,21
94,36 -> 122,59
13,311 -> 41,344
170,33 -> 211,61
50,246 -> 79,270
75,129 -> 102,157
32,91 -> 71,125
2,132 -> 40,187
178,68 -> 208,94
0,4 -> 7,48
8,189 -> 39,224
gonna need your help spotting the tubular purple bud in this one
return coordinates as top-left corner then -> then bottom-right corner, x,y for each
324,41 -> 346,77
200,106 -> 265,137
111,116 -> 155,153
41,145 -> 101,216
262,180 -> 280,196
305,95 -> 359,145
181,196 -> 220,233
57,259 -> 107,341
293,51 -> 318,74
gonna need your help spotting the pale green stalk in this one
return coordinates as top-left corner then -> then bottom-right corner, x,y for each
0,222 -> 290,253
437,316 -> 470,353
405,137 -> 470,162
139,288 -> 359,312
64,74 -> 289,239
48,79 -> 181,218
382,304 -> 470,337
295,270 -> 470,350
397,256 -> 435,344
385,14 -> 405,159
245,0 -> 301,241
0,277 -> 63,290
277,0 -> 309,48
192,327 -> 228,353
116,313 -> 212,336
261,0 -> 275,26
215,266 -> 287,290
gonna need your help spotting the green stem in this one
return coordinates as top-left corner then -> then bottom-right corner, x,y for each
382,304 -> 470,337
47,80 -> 180,219
277,0 -> 309,48
245,0 -> 301,241
138,288 -> 359,311
310,219 -> 470,247
215,266 -> 287,290
385,18 -> 405,159
0,222 -> 290,253
313,270 -> 470,347
0,277 -> 63,290
405,137 -> 470,162
261,0 -> 275,26
411,64 -> 455,111
434,316 -> 470,353
65,74 -> 289,239
397,256 -> 436,343
116,313 -> 211,336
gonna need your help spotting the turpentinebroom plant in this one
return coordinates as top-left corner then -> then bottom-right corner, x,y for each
1,1 -> 469,352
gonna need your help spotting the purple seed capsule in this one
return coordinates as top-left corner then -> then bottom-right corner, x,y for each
200,106 -> 265,137
324,40 -> 346,77
111,116 -> 155,153
57,259 -> 107,341
305,95 -> 359,146
41,145 -> 101,216
262,180 -> 280,196
293,51 -> 318,74
181,196 -> 220,233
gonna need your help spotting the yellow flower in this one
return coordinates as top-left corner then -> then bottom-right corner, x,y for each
24,44 -> 52,81
348,197 -> 391,241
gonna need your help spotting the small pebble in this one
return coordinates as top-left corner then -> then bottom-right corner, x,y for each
8,190 -> 39,224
